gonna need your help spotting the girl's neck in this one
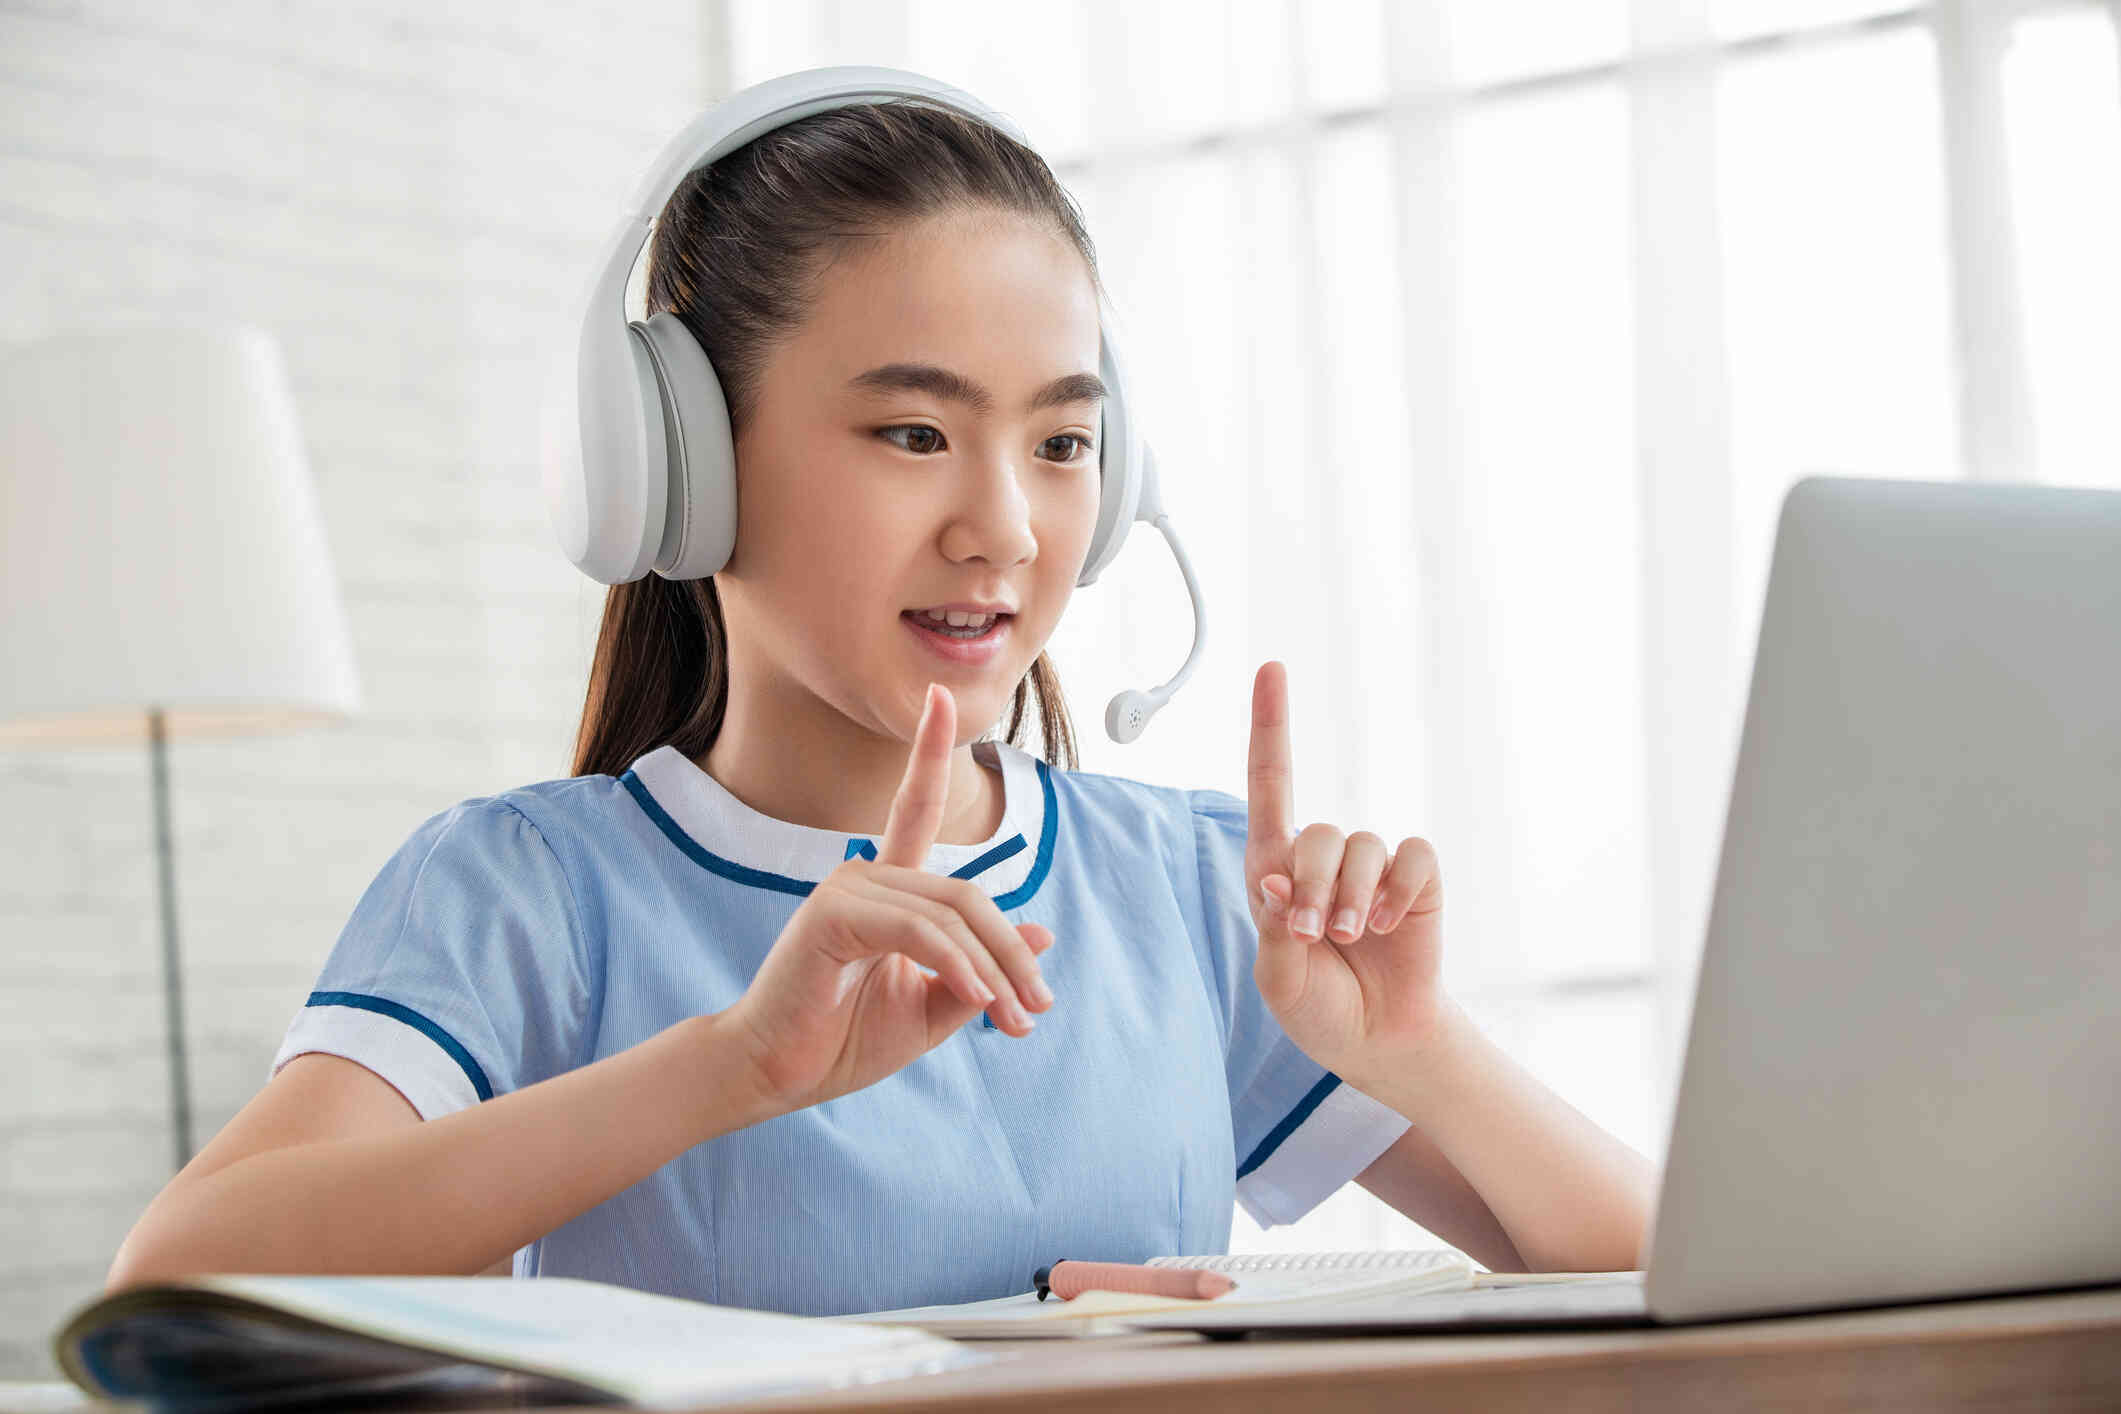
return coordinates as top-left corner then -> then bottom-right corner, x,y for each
698,708 -> 1005,847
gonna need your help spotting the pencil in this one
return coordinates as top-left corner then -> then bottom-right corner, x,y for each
1035,1260 -> 1238,1302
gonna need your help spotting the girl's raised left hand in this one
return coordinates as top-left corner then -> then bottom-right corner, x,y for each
1244,660 -> 1447,1089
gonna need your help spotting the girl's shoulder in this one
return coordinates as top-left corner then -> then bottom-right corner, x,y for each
374,772 -> 644,897
488,768 -> 638,821
1036,746 -> 1242,814
1025,743 -> 1249,852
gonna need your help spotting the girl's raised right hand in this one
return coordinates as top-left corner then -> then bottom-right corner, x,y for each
722,681 -> 1055,1115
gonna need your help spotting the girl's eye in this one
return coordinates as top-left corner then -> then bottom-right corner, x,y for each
879,425 -> 945,456
1042,434 -> 1096,463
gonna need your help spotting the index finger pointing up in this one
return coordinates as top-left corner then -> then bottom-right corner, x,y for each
1248,660 -> 1294,853
878,681 -> 955,870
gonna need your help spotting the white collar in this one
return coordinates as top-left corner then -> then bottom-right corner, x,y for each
623,737 -> 1050,901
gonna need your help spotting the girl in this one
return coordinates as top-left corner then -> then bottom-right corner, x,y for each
107,96 -> 1653,1315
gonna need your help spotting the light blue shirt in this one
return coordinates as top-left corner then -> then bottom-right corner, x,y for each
271,739 -> 1411,1316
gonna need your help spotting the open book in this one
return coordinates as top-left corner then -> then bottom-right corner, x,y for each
52,1275 -> 985,1410
838,1248 -> 1552,1338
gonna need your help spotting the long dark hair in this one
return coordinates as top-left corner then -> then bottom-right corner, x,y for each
569,98 -> 1104,780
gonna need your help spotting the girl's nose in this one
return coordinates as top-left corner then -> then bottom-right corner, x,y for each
940,457 -> 1038,566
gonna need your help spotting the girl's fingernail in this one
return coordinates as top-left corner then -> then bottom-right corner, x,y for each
1369,904 -> 1393,932
1260,880 -> 1288,913
1331,909 -> 1359,940
1029,976 -> 1053,1007
1291,908 -> 1321,939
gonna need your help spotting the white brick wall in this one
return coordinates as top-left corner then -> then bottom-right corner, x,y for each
0,0 -> 718,1378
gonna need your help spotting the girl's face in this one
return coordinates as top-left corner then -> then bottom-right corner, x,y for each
716,208 -> 1105,748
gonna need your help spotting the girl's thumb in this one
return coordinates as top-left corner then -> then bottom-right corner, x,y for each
1258,874 -> 1294,930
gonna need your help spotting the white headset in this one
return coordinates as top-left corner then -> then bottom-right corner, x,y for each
550,64 -> 1204,743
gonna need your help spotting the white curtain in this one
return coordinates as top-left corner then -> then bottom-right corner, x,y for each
716,0 -> 2121,1254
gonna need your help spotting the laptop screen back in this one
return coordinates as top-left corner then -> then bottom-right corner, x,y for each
1646,475 -> 2121,1323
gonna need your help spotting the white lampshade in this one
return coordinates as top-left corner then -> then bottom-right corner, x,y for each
0,323 -> 361,744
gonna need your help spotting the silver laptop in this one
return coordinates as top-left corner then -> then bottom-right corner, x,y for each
1132,475 -> 2121,1335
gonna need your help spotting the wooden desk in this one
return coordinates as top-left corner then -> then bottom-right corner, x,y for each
723,1285 -> 2121,1413
11,1285 -> 2119,1413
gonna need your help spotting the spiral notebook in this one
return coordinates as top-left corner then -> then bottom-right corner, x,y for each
838,1249 -> 1486,1338
53,1275 -> 986,1409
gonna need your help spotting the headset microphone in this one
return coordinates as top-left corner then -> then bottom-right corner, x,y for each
1101,450 -> 1206,742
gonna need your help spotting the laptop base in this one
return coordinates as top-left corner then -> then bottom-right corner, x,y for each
1121,1274 -> 1652,1339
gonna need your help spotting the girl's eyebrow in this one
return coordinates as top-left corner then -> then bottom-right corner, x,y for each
846,363 -> 1107,416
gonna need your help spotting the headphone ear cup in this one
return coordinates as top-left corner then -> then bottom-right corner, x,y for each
634,310 -> 737,581
1078,326 -> 1144,587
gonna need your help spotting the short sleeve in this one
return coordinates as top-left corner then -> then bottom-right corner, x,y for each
268,798 -> 594,1121
1186,787 -> 1412,1227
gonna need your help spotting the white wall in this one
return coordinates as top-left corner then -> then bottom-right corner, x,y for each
0,1 -> 715,1377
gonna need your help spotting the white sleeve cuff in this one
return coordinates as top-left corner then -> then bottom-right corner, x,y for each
269,1003 -> 484,1121
1235,1080 -> 1412,1228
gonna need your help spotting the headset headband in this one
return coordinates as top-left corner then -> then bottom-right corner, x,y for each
553,65 -> 1202,742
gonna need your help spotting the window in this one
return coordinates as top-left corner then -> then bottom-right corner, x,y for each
722,0 -> 2121,1255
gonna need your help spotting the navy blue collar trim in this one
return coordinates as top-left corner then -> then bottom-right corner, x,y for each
620,756 -> 1058,908
842,832 -> 1027,879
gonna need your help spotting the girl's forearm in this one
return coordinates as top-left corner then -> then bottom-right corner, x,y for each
106,1013 -> 784,1290
1354,999 -> 1657,1272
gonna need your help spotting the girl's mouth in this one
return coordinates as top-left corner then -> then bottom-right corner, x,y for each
901,610 -> 1013,666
